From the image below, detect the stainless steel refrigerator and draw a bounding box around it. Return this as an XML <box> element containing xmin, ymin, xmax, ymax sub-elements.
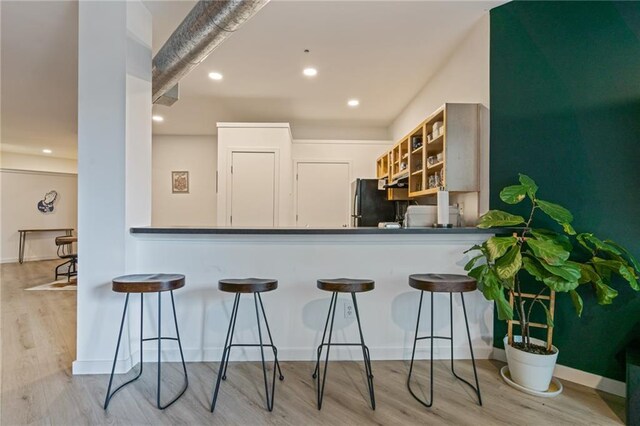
<box><xmin>351</xmin><ymin>178</ymin><xmax>396</xmax><ymax>227</ymax></box>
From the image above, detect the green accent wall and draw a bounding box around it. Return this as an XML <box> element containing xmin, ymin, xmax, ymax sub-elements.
<box><xmin>490</xmin><ymin>1</ymin><xmax>640</xmax><ymax>381</ymax></box>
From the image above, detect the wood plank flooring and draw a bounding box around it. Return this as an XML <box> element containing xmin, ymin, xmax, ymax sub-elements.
<box><xmin>1</xmin><ymin>260</ymin><xmax>626</xmax><ymax>425</ymax></box>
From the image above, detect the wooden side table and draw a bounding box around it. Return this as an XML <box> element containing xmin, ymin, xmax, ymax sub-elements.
<box><xmin>18</xmin><ymin>228</ymin><xmax>73</xmax><ymax>263</ymax></box>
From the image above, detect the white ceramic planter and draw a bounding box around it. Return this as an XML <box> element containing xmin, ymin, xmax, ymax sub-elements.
<box><xmin>504</xmin><ymin>335</ymin><xmax>559</xmax><ymax>392</ymax></box>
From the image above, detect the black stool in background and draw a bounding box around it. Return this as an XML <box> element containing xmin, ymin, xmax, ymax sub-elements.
<box><xmin>54</xmin><ymin>235</ymin><xmax>77</xmax><ymax>282</ymax></box>
<box><xmin>104</xmin><ymin>274</ymin><xmax>188</xmax><ymax>410</ymax></box>
<box><xmin>407</xmin><ymin>273</ymin><xmax>482</xmax><ymax>408</ymax></box>
<box><xmin>313</xmin><ymin>278</ymin><xmax>376</xmax><ymax>410</ymax></box>
<box><xmin>210</xmin><ymin>278</ymin><xmax>284</xmax><ymax>413</ymax></box>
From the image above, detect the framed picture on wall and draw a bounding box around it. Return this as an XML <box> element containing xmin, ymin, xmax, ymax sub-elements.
<box><xmin>171</xmin><ymin>171</ymin><xmax>189</xmax><ymax>194</ymax></box>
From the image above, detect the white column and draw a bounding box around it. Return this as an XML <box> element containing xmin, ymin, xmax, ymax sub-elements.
<box><xmin>74</xmin><ymin>0</ymin><xmax>151</xmax><ymax>374</ymax></box>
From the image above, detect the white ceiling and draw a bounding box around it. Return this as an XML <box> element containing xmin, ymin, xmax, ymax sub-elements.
<box><xmin>1</xmin><ymin>0</ymin><xmax>500</xmax><ymax>160</ymax></box>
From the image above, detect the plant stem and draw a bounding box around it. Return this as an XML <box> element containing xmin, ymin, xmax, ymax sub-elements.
<box><xmin>517</xmin><ymin>199</ymin><xmax>538</xmax><ymax>348</ymax></box>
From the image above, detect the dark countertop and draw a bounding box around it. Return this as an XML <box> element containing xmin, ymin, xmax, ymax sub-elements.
<box><xmin>130</xmin><ymin>226</ymin><xmax>498</xmax><ymax>235</ymax></box>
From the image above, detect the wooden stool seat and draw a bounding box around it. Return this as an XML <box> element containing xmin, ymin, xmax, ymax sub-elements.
<box><xmin>112</xmin><ymin>273</ymin><xmax>185</xmax><ymax>293</ymax></box>
<box><xmin>218</xmin><ymin>278</ymin><xmax>278</xmax><ymax>293</ymax></box>
<box><xmin>317</xmin><ymin>278</ymin><xmax>375</xmax><ymax>293</ymax></box>
<box><xmin>409</xmin><ymin>273</ymin><xmax>477</xmax><ymax>293</ymax></box>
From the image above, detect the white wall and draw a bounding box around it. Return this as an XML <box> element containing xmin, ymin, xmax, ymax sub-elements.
<box><xmin>1</xmin><ymin>152</ymin><xmax>77</xmax><ymax>174</ymax></box>
<box><xmin>0</xmin><ymin>169</ymin><xmax>77</xmax><ymax>263</ymax></box>
<box><xmin>74</xmin><ymin>0</ymin><xmax>151</xmax><ymax>374</ymax></box>
<box><xmin>292</xmin><ymin>139</ymin><xmax>392</xmax><ymax>181</ymax></box>
<box><xmin>390</xmin><ymin>15</ymin><xmax>490</xmax><ymax>220</ymax></box>
<box><xmin>152</xmin><ymin>135</ymin><xmax>217</xmax><ymax>226</ymax></box>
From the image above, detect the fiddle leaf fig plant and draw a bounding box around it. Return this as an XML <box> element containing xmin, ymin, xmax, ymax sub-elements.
<box><xmin>465</xmin><ymin>174</ymin><xmax>639</xmax><ymax>354</ymax></box>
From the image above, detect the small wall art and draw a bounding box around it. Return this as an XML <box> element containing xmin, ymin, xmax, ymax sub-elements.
<box><xmin>37</xmin><ymin>190</ymin><xmax>58</xmax><ymax>213</ymax></box>
<box><xmin>172</xmin><ymin>171</ymin><xmax>189</xmax><ymax>194</ymax></box>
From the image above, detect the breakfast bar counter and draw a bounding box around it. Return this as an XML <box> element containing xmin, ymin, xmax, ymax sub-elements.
<box><xmin>74</xmin><ymin>226</ymin><xmax>496</xmax><ymax>374</ymax></box>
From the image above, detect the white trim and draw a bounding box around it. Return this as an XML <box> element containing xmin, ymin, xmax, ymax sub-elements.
<box><xmin>1</xmin><ymin>255</ymin><xmax>58</xmax><ymax>264</ymax></box>
<box><xmin>73</xmin><ymin>345</ymin><xmax>494</xmax><ymax>375</ymax></box>
<box><xmin>491</xmin><ymin>348</ymin><xmax>625</xmax><ymax>397</ymax></box>
<box><xmin>292</xmin><ymin>139</ymin><xmax>392</xmax><ymax>146</ymax></box>
<box><xmin>0</xmin><ymin>168</ymin><xmax>77</xmax><ymax>177</ymax></box>
<box><xmin>217</xmin><ymin>122</ymin><xmax>290</xmax><ymax>129</ymax></box>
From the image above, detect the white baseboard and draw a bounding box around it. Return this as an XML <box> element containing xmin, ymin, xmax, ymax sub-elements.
<box><xmin>491</xmin><ymin>348</ymin><xmax>625</xmax><ymax>397</ymax></box>
<box><xmin>1</xmin><ymin>255</ymin><xmax>58</xmax><ymax>264</ymax></box>
<box><xmin>72</xmin><ymin>344</ymin><xmax>494</xmax><ymax>375</ymax></box>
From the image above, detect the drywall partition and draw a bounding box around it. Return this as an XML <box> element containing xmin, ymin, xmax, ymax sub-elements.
<box><xmin>216</xmin><ymin>123</ymin><xmax>293</xmax><ymax>226</ymax></box>
<box><xmin>389</xmin><ymin>15</ymin><xmax>490</xmax><ymax>221</ymax></box>
<box><xmin>490</xmin><ymin>1</ymin><xmax>640</xmax><ymax>382</ymax></box>
<box><xmin>73</xmin><ymin>0</ymin><xmax>152</xmax><ymax>374</ymax></box>
<box><xmin>0</xmin><ymin>169</ymin><xmax>77</xmax><ymax>263</ymax></box>
<box><xmin>152</xmin><ymin>135</ymin><xmax>217</xmax><ymax>226</ymax></box>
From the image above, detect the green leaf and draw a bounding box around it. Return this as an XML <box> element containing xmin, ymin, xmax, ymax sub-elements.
<box><xmin>526</xmin><ymin>238</ymin><xmax>570</xmax><ymax>266</ymax></box>
<box><xmin>477</xmin><ymin>210</ymin><xmax>525</xmax><ymax>229</ymax></box>
<box><xmin>537</xmin><ymin>200</ymin><xmax>574</xmax><ymax>234</ymax></box>
<box><xmin>463</xmin><ymin>244</ymin><xmax>483</xmax><ymax>254</ymax></box>
<box><xmin>576</xmin><ymin>233</ymin><xmax>594</xmax><ymax>255</ymax></box>
<box><xmin>495</xmin><ymin>245</ymin><xmax>522</xmax><ymax>280</ymax></box>
<box><xmin>468</xmin><ymin>264</ymin><xmax>487</xmax><ymax>282</ymax></box>
<box><xmin>537</xmin><ymin>301</ymin><xmax>554</xmax><ymax>328</ymax></box>
<box><xmin>605</xmin><ymin>240</ymin><xmax>640</xmax><ymax>272</ymax></box>
<box><xmin>522</xmin><ymin>256</ymin><xmax>550</xmax><ymax>282</ymax></box>
<box><xmin>592</xmin><ymin>257</ymin><xmax>639</xmax><ymax>291</ymax></box>
<box><xmin>580</xmin><ymin>234</ymin><xmax>623</xmax><ymax>257</ymax></box>
<box><xmin>464</xmin><ymin>255</ymin><xmax>484</xmax><ymax>271</ymax></box>
<box><xmin>485</xmin><ymin>236</ymin><xmax>518</xmax><ymax>261</ymax></box>
<box><xmin>518</xmin><ymin>174</ymin><xmax>538</xmax><ymax>199</ymax></box>
<box><xmin>480</xmin><ymin>270</ymin><xmax>513</xmax><ymax>320</ymax></box>
<box><xmin>539</xmin><ymin>260</ymin><xmax>582</xmax><ymax>283</ymax></box>
<box><xmin>495</xmin><ymin>289</ymin><xmax>514</xmax><ymax>321</ymax></box>
<box><xmin>569</xmin><ymin>290</ymin><xmax>583</xmax><ymax>317</ymax></box>
<box><xmin>543</xmin><ymin>274</ymin><xmax>580</xmax><ymax>292</ymax></box>
<box><xmin>500</xmin><ymin>185</ymin><xmax>527</xmax><ymax>204</ymax></box>
<box><xmin>578</xmin><ymin>263</ymin><xmax>600</xmax><ymax>284</ymax></box>
<box><xmin>595</xmin><ymin>281</ymin><xmax>618</xmax><ymax>305</ymax></box>
<box><xmin>530</xmin><ymin>229</ymin><xmax>572</xmax><ymax>252</ymax></box>
<box><xmin>563</xmin><ymin>223</ymin><xmax>577</xmax><ymax>235</ymax></box>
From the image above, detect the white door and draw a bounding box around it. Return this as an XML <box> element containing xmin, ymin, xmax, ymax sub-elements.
<box><xmin>296</xmin><ymin>162</ymin><xmax>350</xmax><ymax>227</ymax></box>
<box><xmin>230</xmin><ymin>151</ymin><xmax>276</xmax><ymax>227</ymax></box>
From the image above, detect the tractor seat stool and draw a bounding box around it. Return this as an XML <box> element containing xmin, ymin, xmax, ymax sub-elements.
<box><xmin>104</xmin><ymin>274</ymin><xmax>188</xmax><ymax>410</ymax></box>
<box><xmin>210</xmin><ymin>278</ymin><xmax>284</xmax><ymax>413</ymax></box>
<box><xmin>407</xmin><ymin>273</ymin><xmax>482</xmax><ymax>408</ymax></box>
<box><xmin>313</xmin><ymin>278</ymin><xmax>376</xmax><ymax>410</ymax></box>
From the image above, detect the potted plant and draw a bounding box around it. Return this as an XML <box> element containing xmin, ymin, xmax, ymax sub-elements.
<box><xmin>465</xmin><ymin>174</ymin><xmax>639</xmax><ymax>392</ymax></box>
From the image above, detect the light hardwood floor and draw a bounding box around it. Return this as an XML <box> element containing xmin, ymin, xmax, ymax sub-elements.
<box><xmin>1</xmin><ymin>260</ymin><xmax>626</xmax><ymax>425</ymax></box>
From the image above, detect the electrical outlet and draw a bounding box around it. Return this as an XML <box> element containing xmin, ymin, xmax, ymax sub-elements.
<box><xmin>344</xmin><ymin>301</ymin><xmax>354</xmax><ymax>319</ymax></box>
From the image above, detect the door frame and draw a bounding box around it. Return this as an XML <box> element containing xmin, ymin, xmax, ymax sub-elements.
<box><xmin>226</xmin><ymin>147</ymin><xmax>280</xmax><ymax>227</ymax></box>
<box><xmin>292</xmin><ymin>158</ymin><xmax>352</xmax><ymax>227</ymax></box>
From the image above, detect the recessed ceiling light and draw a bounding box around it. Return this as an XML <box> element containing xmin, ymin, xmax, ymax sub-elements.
<box><xmin>303</xmin><ymin>67</ymin><xmax>318</xmax><ymax>77</ymax></box>
<box><xmin>152</xmin><ymin>115</ymin><xmax>164</xmax><ymax>122</ymax></box>
<box><xmin>208</xmin><ymin>72</ymin><xmax>223</xmax><ymax>80</ymax></box>
<box><xmin>42</xmin><ymin>149</ymin><xmax>52</xmax><ymax>154</ymax></box>
<box><xmin>347</xmin><ymin>99</ymin><xmax>360</xmax><ymax>107</ymax></box>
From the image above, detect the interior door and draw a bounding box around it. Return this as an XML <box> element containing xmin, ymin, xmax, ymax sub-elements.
<box><xmin>296</xmin><ymin>161</ymin><xmax>350</xmax><ymax>227</ymax></box>
<box><xmin>230</xmin><ymin>151</ymin><xmax>276</xmax><ymax>227</ymax></box>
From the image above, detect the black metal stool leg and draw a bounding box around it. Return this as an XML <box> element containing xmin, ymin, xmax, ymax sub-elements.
<box><xmin>316</xmin><ymin>291</ymin><xmax>338</xmax><ymax>410</ymax></box>
<box><xmin>254</xmin><ymin>293</ymin><xmax>278</xmax><ymax>411</ymax></box>
<box><xmin>210</xmin><ymin>293</ymin><xmax>241</xmax><ymax>412</ymax></box>
<box><xmin>257</xmin><ymin>293</ymin><xmax>284</xmax><ymax>381</ymax></box>
<box><xmin>220</xmin><ymin>294</ymin><xmax>241</xmax><ymax>381</ymax></box>
<box><xmin>313</xmin><ymin>292</ymin><xmax>337</xmax><ymax>379</ymax></box>
<box><xmin>155</xmin><ymin>290</ymin><xmax>189</xmax><ymax>410</ymax></box>
<box><xmin>451</xmin><ymin>292</ymin><xmax>482</xmax><ymax>406</ymax></box>
<box><xmin>407</xmin><ymin>290</ymin><xmax>435</xmax><ymax>408</ymax></box>
<box><xmin>104</xmin><ymin>294</ymin><xmax>144</xmax><ymax>410</ymax></box>
<box><xmin>351</xmin><ymin>292</ymin><xmax>376</xmax><ymax>410</ymax></box>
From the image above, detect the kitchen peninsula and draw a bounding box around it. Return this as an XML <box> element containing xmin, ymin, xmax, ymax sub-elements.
<box><xmin>72</xmin><ymin>225</ymin><xmax>499</xmax><ymax>374</ymax></box>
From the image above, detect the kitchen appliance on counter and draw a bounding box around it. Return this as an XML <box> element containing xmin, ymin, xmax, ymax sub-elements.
<box><xmin>404</xmin><ymin>205</ymin><xmax>460</xmax><ymax>228</ymax></box>
<box><xmin>351</xmin><ymin>178</ymin><xmax>396</xmax><ymax>227</ymax></box>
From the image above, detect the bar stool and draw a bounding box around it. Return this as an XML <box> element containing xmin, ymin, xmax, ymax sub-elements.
<box><xmin>313</xmin><ymin>278</ymin><xmax>375</xmax><ymax>410</ymax></box>
<box><xmin>210</xmin><ymin>278</ymin><xmax>284</xmax><ymax>413</ymax></box>
<box><xmin>407</xmin><ymin>273</ymin><xmax>482</xmax><ymax>408</ymax></box>
<box><xmin>104</xmin><ymin>274</ymin><xmax>188</xmax><ymax>410</ymax></box>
